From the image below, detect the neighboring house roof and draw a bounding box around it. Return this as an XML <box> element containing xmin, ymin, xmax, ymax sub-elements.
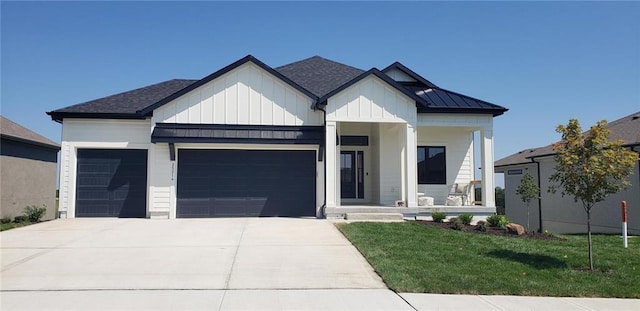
<box><xmin>48</xmin><ymin>54</ymin><xmax>509</xmax><ymax>121</ymax></box>
<box><xmin>495</xmin><ymin>111</ymin><xmax>640</xmax><ymax>168</ymax></box>
<box><xmin>0</xmin><ymin>115</ymin><xmax>60</xmax><ymax>149</ymax></box>
<box><xmin>275</xmin><ymin>56</ymin><xmax>365</xmax><ymax>98</ymax></box>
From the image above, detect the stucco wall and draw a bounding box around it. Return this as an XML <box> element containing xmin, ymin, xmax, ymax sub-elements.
<box><xmin>500</xmin><ymin>158</ymin><xmax>639</xmax><ymax>234</ymax></box>
<box><xmin>1</xmin><ymin>140</ymin><xmax>58</xmax><ymax>221</ymax></box>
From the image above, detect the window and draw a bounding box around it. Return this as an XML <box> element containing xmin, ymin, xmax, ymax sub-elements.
<box><xmin>417</xmin><ymin>146</ymin><xmax>446</xmax><ymax>184</ymax></box>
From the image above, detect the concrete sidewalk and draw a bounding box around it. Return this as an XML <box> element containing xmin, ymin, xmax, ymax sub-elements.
<box><xmin>2</xmin><ymin>290</ymin><xmax>638</xmax><ymax>310</ymax></box>
<box><xmin>1</xmin><ymin>219</ymin><xmax>638</xmax><ymax>310</ymax></box>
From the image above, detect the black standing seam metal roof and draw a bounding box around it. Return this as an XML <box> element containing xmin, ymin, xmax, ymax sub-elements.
<box><xmin>47</xmin><ymin>55</ymin><xmax>508</xmax><ymax>121</ymax></box>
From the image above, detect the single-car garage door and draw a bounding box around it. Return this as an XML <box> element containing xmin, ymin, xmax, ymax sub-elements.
<box><xmin>177</xmin><ymin>149</ymin><xmax>316</xmax><ymax>218</ymax></box>
<box><xmin>75</xmin><ymin>149</ymin><xmax>148</xmax><ymax>218</ymax></box>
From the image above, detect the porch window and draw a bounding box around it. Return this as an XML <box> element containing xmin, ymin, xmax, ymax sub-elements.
<box><xmin>417</xmin><ymin>146</ymin><xmax>446</xmax><ymax>184</ymax></box>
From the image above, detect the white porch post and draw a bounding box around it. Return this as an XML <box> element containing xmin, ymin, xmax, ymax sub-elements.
<box><xmin>480</xmin><ymin>126</ymin><xmax>496</xmax><ymax>207</ymax></box>
<box><xmin>326</xmin><ymin>121</ymin><xmax>338</xmax><ymax>208</ymax></box>
<box><xmin>405</xmin><ymin>122</ymin><xmax>418</xmax><ymax>207</ymax></box>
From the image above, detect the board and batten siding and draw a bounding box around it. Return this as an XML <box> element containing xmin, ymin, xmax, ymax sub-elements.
<box><xmin>59</xmin><ymin>119</ymin><xmax>152</xmax><ymax>218</ymax></box>
<box><xmin>384</xmin><ymin>68</ymin><xmax>417</xmax><ymax>83</ymax></box>
<box><xmin>417</xmin><ymin>127</ymin><xmax>474</xmax><ymax>205</ymax></box>
<box><xmin>326</xmin><ymin>75</ymin><xmax>416</xmax><ymax>123</ymax></box>
<box><xmin>152</xmin><ymin>62</ymin><xmax>322</xmax><ymax>126</ymax></box>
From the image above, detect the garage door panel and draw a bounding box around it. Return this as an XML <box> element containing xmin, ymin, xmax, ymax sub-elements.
<box><xmin>177</xmin><ymin>149</ymin><xmax>315</xmax><ymax>218</ymax></box>
<box><xmin>75</xmin><ymin>149</ymin><xmax>147</xmax><ymax>218</ymax></box>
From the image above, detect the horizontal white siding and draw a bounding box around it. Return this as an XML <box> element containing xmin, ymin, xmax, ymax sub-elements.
<box><xmin>326</xmin><ymin>75</ymin><xmax>416</xmax><ymax>123</ymax></box>
<box><xmin>153</xmin><ymin>63</ymin><xmax>322</xmax><ymax>126</ymax></box>
<box><xmin>416</xmin><ymin>127</ymin><xmax>473</xmax><ymax>205</ymax></box>
<box><xmin>59</xmin><ymin>119</ymin><xmax>152</xmax><ymax>218</ymax></box>
<box><xmin>148</xmin><ymin>144</ymin><xmax>173</xmax><ymax>217</ymax></box>
<box><xmin>418</xmin><ymin>113</ymin><xmax>492</xmax><ymax>129</ymax></box>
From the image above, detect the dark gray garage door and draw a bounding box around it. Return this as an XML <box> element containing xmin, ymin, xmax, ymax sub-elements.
<box><xmin>75</xmin><ymin>149</ymin><xmax>147</xmax><ymax>218</ymax></box>
<box><xmin>177</xmin><ymin>149</ymin><xmax>316</xmax><ymax>218</ymax></box>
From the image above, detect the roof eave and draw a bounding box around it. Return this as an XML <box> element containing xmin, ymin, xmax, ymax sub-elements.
<box><xmin>417</xmin><ymin>106</ymin><xmax>508</xmax><ymax>117</ymax></box>
<box><xmin>46</xmin><ymin>111</ymin><xmax>147</xmax><ymax>123</ymax></box>
<box><xmin>1</xmin><ymin>134</ymin><xmax>60</xmax><ymax>150</ymax></box>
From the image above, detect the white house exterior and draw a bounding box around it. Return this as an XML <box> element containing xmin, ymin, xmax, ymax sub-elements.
<box><xmin>495</xmin><ymin>112</ymin><xmax>640</xmax><ymax>234</ymax></box>
<box><xmin>49</xmin><ymin>55</ymin><xmax>507</xmax><ymax>219</ymax></box>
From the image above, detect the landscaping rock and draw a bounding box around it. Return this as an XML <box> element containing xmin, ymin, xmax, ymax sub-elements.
<box><xmin>506</xmin><ymin>223</ymin><xmax>525</xmax><ymax>235</ymax></box>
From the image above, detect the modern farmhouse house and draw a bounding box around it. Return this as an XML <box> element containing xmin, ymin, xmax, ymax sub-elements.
<box><xmin>48</xmin><ymin>55</ymin><xmax>507</xmax><ymax>219</ymax></box>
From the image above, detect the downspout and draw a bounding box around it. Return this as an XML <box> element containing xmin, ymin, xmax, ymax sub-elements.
<box><xmin>316</xmin><ymin>103</ymin><xmax>328</xmax><ymax>218</ymax></box>
<box><xmin>531</xmin><ymin>158</ymin><xmax>543</xmax><ymax>233</ymax></box>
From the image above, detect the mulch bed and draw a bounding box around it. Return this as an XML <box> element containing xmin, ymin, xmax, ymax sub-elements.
<box><xmin>414</xmin><ymin>220</ymin><xmax>565</xmax><ymax>241</ymax></box>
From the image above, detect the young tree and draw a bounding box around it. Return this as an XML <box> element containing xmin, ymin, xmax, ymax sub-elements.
<box><xmin>515</xmin><ymin>171</ymin><xmax>539</xmax><ymax>232</ymax></box>
<box><xmin>549</xmin><ymin>119</ymin><xmax>637</xmax><ymax>271</ymax></box>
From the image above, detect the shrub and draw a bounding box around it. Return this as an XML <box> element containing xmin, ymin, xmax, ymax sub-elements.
<box><xmin>14</xmin><ymin>215</ymin><xmax>28</xmax><ymax>223</ymax></box>
<box><xmin>486</xmin><ymin>214</ymin><xmax>509</xmax><ymax>228</ymax></box>
<box><xmin>1</xmin><ymin>218</ymin><xmax>12</xmax><ymax>224</ymax></box>
<box><xmin>431</xmin><ymin>211</ymin><xmax>446</xmax><ymax>223</ymax></box>
<box><xmin>475</xmin><ymin>220</ymin><xmax>487</xmax><ymax>232</ymax></box>
<box><xmin>448</xmin><ymin>217</ymin><xmax>466</xmax><ymax>231</ymax></box>
<box><xmin>24</xmin><ymin>205</ymin><xmax>47</xmax><ymax>223</ymax></box>
<box><xmin>458</xmin><ymin>213</ymin><xmax>473</xmax><ymax>225</ymax></box>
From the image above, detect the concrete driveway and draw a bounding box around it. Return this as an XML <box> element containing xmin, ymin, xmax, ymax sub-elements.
<box><xmin>1</xmin><ymin>218</ymin><xmax>414</xmax><ymax>310</ymax></box>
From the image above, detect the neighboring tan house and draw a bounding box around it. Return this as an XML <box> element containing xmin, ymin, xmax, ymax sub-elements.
<box><xmin>47</xmin><ymin>55</ymin><xmax>507</xmax><ymax>219</ymax></box>
<box><xmin>495</xmin><ymin>112</ymin><xmax>640</xmax><ymax>234</ymax></box>
<box><xmin>1</xmin><ymin>116</ymin><xmax>60</xmax><ymax>220</ymax></box>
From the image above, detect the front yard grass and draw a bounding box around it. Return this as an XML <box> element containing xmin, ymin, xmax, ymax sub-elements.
<box><xmin>337</xmin><ymin>221</ymin><xmax>639</xmax><ymax>298</ymax></box>
<box><xmin>0</xmin><ymin>221</ymin><xmax>33</xmax><ymax>231</ymax></box>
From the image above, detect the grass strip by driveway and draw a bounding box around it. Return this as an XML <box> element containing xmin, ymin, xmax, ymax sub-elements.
<box><xmin>337</xmin><ymin>221</ymin><xmax>639</xmax><ymax>298</ymax></box>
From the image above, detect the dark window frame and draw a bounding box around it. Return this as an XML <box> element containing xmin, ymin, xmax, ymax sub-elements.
<box><xmin>417</xmin><ymin>146</ymin><xmax>447</xmax><ymax>184</ymax></box>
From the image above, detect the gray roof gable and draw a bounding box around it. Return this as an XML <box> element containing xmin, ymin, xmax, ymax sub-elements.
<box><xmin>275</xmin><ymin>56</ymin><xmax>365</xmax><ymax>98</ymax></box>
<box><xmin>1</xmin><ymin>115</ymin><xmax>60</xmax><ymax>149</ymax></box>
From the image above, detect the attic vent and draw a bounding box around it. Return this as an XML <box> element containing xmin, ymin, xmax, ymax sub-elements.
<box><xmin>632</xmin><ymin>115</ymin><xmax>639</xmax><ymax>120</ymax></box>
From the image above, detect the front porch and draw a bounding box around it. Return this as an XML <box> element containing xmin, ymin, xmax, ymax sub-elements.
<box><xmin>325</xmin><ymin>204</ymin><xmax>496</xmax><ymax>220</ymax></box>
<box><xmin>324</xmin><ymin>115</ymin><xmax>497</xmax><ymax>215</ymax></box>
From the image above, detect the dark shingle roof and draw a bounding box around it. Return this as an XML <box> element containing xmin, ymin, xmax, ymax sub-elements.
<box><xmin>495</xmin><ymin>111</ymin><xmax>640</xmax><ymax>168</ymax></box>
<box><xmin>49</xmin><ymin>55</ymin><xmax>509</xmax><ymax>121</ymax></box>
<box><xmin>275</xmin><ymin>56</ymin><xmax>365</xmax><ymax>98</ymax></box>
<box><xmin>1</xmin><ymin>115</ymin><xmax>60</xmax><ymax>149</ymax></box>
<box><xmin>48</xmin><ymin>79</ymin><xmax>196</xmax><ymax>121</ymax></box>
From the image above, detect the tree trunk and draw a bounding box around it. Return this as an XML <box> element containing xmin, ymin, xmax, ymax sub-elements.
<box><xmin>587</xmin><ymin>210</ymin><xmax>593</xmax><ymax>271</ymax></box>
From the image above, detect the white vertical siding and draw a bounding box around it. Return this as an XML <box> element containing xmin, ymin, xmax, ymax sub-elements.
<box><xmin>326</xmin><ymin>75</ymin><xmax>416</xmax><ymax>123</ymax></box>
<box><xmin>148</xmin><ymin>144</ymin><xmax>173</xmax><ymax>217</ymax></box>
<box><xmin>416</xmin><ymin>127</ymin><xmax>473</xmax><ymax>205</ymax></box>
<box><xmin>58</xmin><ymin>119</ymin><xmax>152</xmax><ymax>218</ymax></box>
<box><xmin>378</xmin><ymin>123</ymin><xmax>403</xmax><ymax>205</ymax></box>
<box><xmin>152</xmin><ymin>63</ymin><xmax>321</xmax><ymax>126</ymax></box>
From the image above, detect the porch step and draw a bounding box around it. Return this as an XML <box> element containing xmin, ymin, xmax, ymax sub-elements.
<box><xmin>344</xmin><ymin>213</ymin><xmax>404</xmax><ymax>221</ymax></box>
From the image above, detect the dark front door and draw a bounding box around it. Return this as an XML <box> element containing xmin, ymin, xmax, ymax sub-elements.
<box><xmin>340</xmin><ymin>151</ymin><xmax>364</xmax><ymax>199</ymax></box>
<box><xmin>176</xmin><ymin>149</ymin><xmax>316</xmax><ymax>218</ymax></box>
<box><xmin>75</xmin><ymin>149</ymin><xmax>147</xmax><ymax>218</ymax></box>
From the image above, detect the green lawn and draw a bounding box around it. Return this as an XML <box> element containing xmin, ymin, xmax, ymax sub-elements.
<box><xmin>0</xmin><ymin>221</ymin><xmax>32</xmax><ymax>231</ymax></box>
<box><xmin>337</xmin><ymin>221</ymin><xmax>639</xmax><ymax>298</ymax></box>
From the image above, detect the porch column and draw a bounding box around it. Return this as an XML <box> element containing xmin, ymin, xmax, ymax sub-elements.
<box><xmin>326</xmin><ymin>121</ymin><xmax>338</xmax><ymax>208</ymax></box>
<box><xmin>480</xmin><ymin>126</ymin><xmax>496</xmax><ymax>207</ymax></box>
<box><xmin>405</xmin><ymin>122</ymin><xmax>418</xmax><ymax>207</ymax></box>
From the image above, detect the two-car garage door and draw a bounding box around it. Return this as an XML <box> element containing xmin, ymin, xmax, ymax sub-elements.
<box><xmin>176</xmin><ymin>149</ymin><xmax>316</xmax><ymax>218</ymax></box>
<box><xmin>74</xmin><ymin>148</ymin><xmax>316</xmax><ymax>218</ymax></box>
